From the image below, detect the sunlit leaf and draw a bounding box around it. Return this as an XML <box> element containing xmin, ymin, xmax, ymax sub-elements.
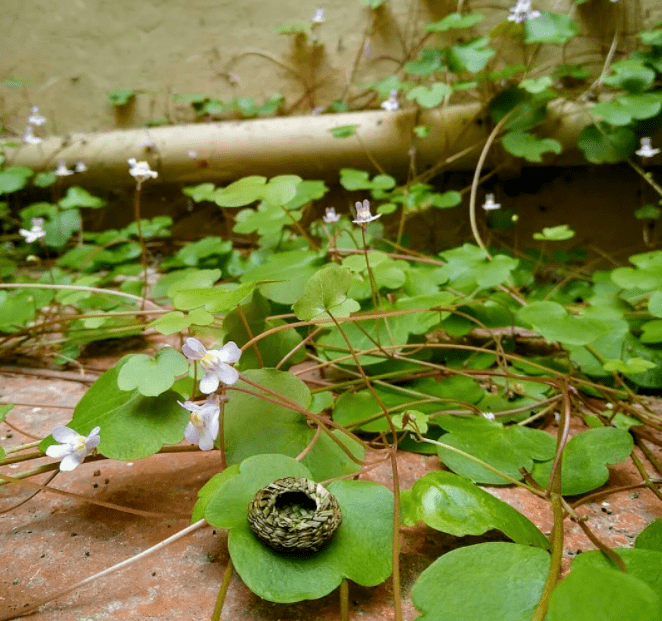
<box><xmin>411</xmin><ymin>543</ymin><xmax>550</xmax><ymax>621</ymax></box>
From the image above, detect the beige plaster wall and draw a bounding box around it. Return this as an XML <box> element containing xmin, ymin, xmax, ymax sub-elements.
<box><xmin>1</xmin><ymin>0</ymin><xmax>659</xmax><ymax>138</ymax></box>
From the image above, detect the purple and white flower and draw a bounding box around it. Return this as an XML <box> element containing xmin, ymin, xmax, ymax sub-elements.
<box><xmin>28</xmin><ymin>106</ymin><xmax>46</xmax><ymax>127</ymax></box>
<box><xmin>23</xmin><ymin>125</ymin><xmax>42</xmax><ymax>145</ymax></box>
<box><xmin>182</xmin><ymin>337</ymin><xmax>242</xmax><ymax>394</ymax></box>
<box><xmin>482</xmin><ymin>193</ymin><xmax>501</xmax><ymax>211</ymax></box>
<box><xmin>19</xmin><ymin>217</ymin><xmax>46</xmax><ymax>243</ymax></box>
<box><xmin>507</xmin><ymin>0</ymin><xmax>540</xmax><ymax>23</ymax></box>
<box><xmin>352</xmin><ymin>199</ymin><xmax>381</xmax><ymax>225</ymax></box>
<box><xmin>128</xmin><ymin>158</ymin><xmax>158</xmax><ymax>184</ymax></box>
<box><xmin>323</xmin><ymin>207</ymin><xmax>340</xmax><ymax>223</ymax></box>
<box><xmin>636</xmin><ymin>137</ymin><xmax>660</xmax><ymax>158</ymax></box>
<box><xmin>179</xmin><ymin>397</ymin><xmax>220</xmax><ymax>451</ymax></box>
<box><xmin>380</xmin><ymin>90</ymin><xmax>399</xmax><ymax>112</ymax></box>
<box><xmin>45</xmin><ymin>426</ymin><xmax>100</xmax><ymax>471</ymax></box>
<box><xmin>55</xmin><ymin>161</ymin><xmax>74</xmax><ymax>176</ymax></box>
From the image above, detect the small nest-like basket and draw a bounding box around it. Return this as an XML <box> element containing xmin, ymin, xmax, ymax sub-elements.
<box><xmin>247</xmin><ymin>477</ymin><xmax>342</xmax><ymax>554</ymax></box>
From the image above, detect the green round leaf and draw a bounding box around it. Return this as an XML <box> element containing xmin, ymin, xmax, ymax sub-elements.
<box><xmin>293</xmin><ymin>264</ymin><xmax>360</xmax><ymax>320</ymax></box>
<box><xmin>603</xmin><ymin>60</ymin><xmax>656</xmax><ymax>93</ymax></box>
<box><xmin>262</xmin><ymin>175</ymin><xmax>302</xmax><ymax>207</ymax></box>
<box><xmin>532</xmin><ymin>427</ymin><xmax>633</xmax><ymax>495</ymax></box>
<box><xmin>406</xmin><ymin>83</ymin><xmax>453</xmax><ymax>108</ymax></box>
<box><xmin>572</xmin><ymin>548</ymin><xmax>662</xmax><ymax>599</ymax></box>
<box><xmin>436</xmin><ymin>417</ymin><xmax>556</xmax><ymax>484</ymax></box>
<box><xmin>636</xmin><ymin>517</ymin><xmax>662</xmax><ymax>552</ymax></box>
<box><xmin>447</xmin><ymin>37</ymin><xmax>495</xmax><ymax>73</ymax></box>
<box><xmin>117</xmin><ymin>347</ymin><xmax>189</xmax><ymax>396</ymax></box>
<box><xmin>578</xmin><ymin>124</ymin><xmax>637</xmax><ymax>164</ymax></box>
<box><xmin>230</xmin><ymin>484</ymin><xmax>392</xmax><ymax>601</ymax></box>
<box><xmin>58</xmin><ymin>186</ymin><xmax>106</xmax><ymax>209</ymax></box>
<box><xmin>548</xmin><ymin>566</ymin><xmax>661</xmax><ymax>621</ymax></box>
<box><xmin>172</xmin><ymin>282</ymin><xmax>255</xmax><ymax>313</ymax></box>
<box><xmin>411</xmin><ymin>542</ymin><xmax>550</xmax><ymax>621</ymax></box>
<box><xmin>202</xmin><ymin>454</ymin><xmax>392</xmax><ymax>602</ymax></box>
<box><xmin>212</xmin><ymin>176</ymin><xmax>267</xmax><ymax>208</ymax></box>
<box><xmin>532</xmin><ymin>224</ymin><xmax>575</xmax><ymax>241</ymax></box>
<box><xmin>502</xmin><ymin>130</ymin><xmax>562</xmax><ymax>162</ymax></box>
<box><xmin>524</xmin><ymin>12</ymin><xmax>579</xmax><ymax>45</ymax></box>
<box><xmin>402</xmin><ymin>471</ymin><xmax>549</xmax><ymax>548</ymax></box>
<box><xmin>225</xmin><ymin>369</ymin><xmax>363</xmax><ymax>480</ymax></box>
<box><xmin>640</xmin><ymin>319</ymin><xmax>662</xmax><ymax>343</ymax></box>
<box><xmin>241</xmin><ymin>250</ymin><xmax>323</xmax><ymax>305</ymax></box>
<box><xmin>518</xmin><ymin>300</ymin><xmax>612</xmax><ymax>346</ymax></box>
<box><xmin>0</xmin><ymin>166</ymin><xmax>32</xmax><ymax>194</ymax></box>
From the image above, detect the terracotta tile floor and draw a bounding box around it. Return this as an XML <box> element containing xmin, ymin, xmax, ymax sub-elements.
<box><xmin>1</xmin><ymin>369</ymin><xmax>661</xmax><ymax>621</ymax></box>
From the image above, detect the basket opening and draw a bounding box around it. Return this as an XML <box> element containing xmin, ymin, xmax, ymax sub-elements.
<box><xmin>275</xmin><ymin>491</ymin><xmax>317</xmax><ymax>512</ymax></box>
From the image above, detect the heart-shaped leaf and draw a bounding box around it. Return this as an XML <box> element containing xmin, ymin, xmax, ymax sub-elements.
<box><xmin>518</xmin><ymin>300</ymin><xmax>612</xmax><ymax>346</ymax></box>
<box><xmin>532</xmin><ymin>427</ymin><xmax>633</xmax><ymax>495</ymax></box>
<box><xmin>225</xmin><ymin>369</ymin><xmax>363</xmax><ymax>481</ymax></box>
<box><xmin>58</xmin><ymin>186</ymin><xmax>106</xmax><ymax>209</ymax></box>
<box><xmin>447</xmin><ymin>37</ymin><xmax>495</xmax><ymax>73</ymax></box>
<box><xmin>406</xmin><ymin>83</ymin><xmax>453</xmax><ymax>108</ymax></box>
<box><xmin>578</xmin><ymin>124</ymin><xmax>637</xmax><ymax>164</ymax></box>
<box><xmin>117</xmin><ymin>347</ymin><xmax>189</xmax><ymax>396</ymax></box>
<box><xmin>436</xmin><ymin>417</ymin><xmax>556</xmax><ymax>484</ymax></box>
<box><xmin>0</xmin><ymin>166</ymin><xmax>32</xmax><ymax>194</ymax></box>
<box><xmin>502</xmin><ymin>130</ymin><xmax>562</xmax><ymax>162</ymax></box>
<box><xmin>293</xmin><ymin>264</ymin><xmax>360</xmax><ymax>320</ymax></box>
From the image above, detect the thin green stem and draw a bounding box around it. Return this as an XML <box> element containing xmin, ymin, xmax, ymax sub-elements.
<box><xmin>531</xmin><ymin>493</ymin><xmax>564</xmax><ymax>621</ymax></box>
<box><xmin>468</xmin><ymin>110</ymin><xmax>514</xmax><ymax>255</ymax></box>
<box><xmin>325</xmin><ymin>309</ymin><xmax>402</xmax><ymax>621</ymax></box>
<box><xmin>211</xmin><ymin>557</ymin><xmax>234</xmax><ymax>621</ymax></box>
<box><xmin>340</xmin><ymin>578</ymin><xmax>349</xmax><ymax>621</ymax></box>
<box><xmin>133</xmin><ymin>182</ymin><xmax>149</xmax><ymax>310</ymax></box>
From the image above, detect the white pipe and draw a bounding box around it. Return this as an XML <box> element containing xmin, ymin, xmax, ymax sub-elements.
<box><xmin>4</xmin><ymin>101</ymin><xmax>592</xmax><ymax>188</ymax></box>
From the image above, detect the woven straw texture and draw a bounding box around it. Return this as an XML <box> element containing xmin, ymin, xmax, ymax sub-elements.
<box><xmin>247</xmin><ymin>477</ymin><xmax>342</xmax><ymax>553</ymax></box>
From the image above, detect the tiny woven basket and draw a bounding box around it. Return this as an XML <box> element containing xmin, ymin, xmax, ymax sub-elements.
<box><xmin>247</xmin><ymin>477</ymin><xmax>342</xmax><ymax>554</ymax></box>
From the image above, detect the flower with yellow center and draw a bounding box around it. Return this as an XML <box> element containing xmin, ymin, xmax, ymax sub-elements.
<box><xmin>182</xmin><ymin>337</ymin><xmax>242</xmax><ymax>394</ymax></box>
<box><xmin>45</xmin><ymin>426</ymin><xmax>100</xmax><ymax>471</ymax></box>
<box><xmin>178</xmin><ymin>397</ymin><xmax>220</xmax><ymax>450</ymax></box>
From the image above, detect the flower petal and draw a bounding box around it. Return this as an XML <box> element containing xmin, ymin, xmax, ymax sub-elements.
<box><xmin>199</xmin><ymin>372</ymin><xmax>220</xmax><ymax>394</ymax></box>
<box><xmin>85</xmin><ymin>435</ymin><xmax>100</xmax><ymax>451</ymax></box>
<box><xmin>46</xmin><ymin>444</ymin><xmax>70</xmax><ymax>459</ymax></box>
<box><xmin>216</xmin><ymin>364</ymin><xmax>239</xmax><ymax>386</ymax></box>
<box><xmin>60</xmin><ymin>453</ymin><xmax>84</xmax><ymax>471</ymax></box>
<box><xmin>178</xmin><ymin>400</ymin><xmax>202</xmax><ymax>413</ymax></box>
<box><xmin>51</xmin><ymin>426</ymin><xmax>80</xmax><ymax>442</ymax></box>
<box><xmin>197</xmin><ymin>429</ymin><xmax>214</xmax><ymax>451</ymax></box>
<box><xmin>182</xmin><ymin>337</ymin><xmax>206</xmax><ymax>359</ymax></box>
<box><xmin>185</xmin><ymin>422</ymin><xmax>200</xmax><ymax>445</ymax></box>
<box><xmin>218</xmin><ymin>341</ymin><xmax>242</xmax><ymax>364</ymax></box>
